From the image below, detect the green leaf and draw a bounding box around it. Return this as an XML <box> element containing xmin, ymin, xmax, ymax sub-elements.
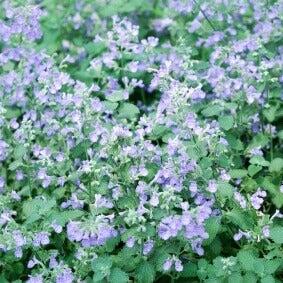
<box><xmin>106</xmin><ymin>90</ymin><xmax>125</xmax><ymax>102</ymax></box>
<box><xmin>70</xmin><ymin>141</ymin><xmax>91</xmax><ymax>159</ymax></box>
<box><xmin>225</xmin><ymin>133</ymin><xmax>244</xmax><ymax>150</ymax></box>
<box><xmin>203</xmin><ymin>217</ymin><xmax>221</xmax><ymax>246</ymax></box>
<box><xmin>248</xmin><ymin>165</ymin><xmax>262</xmax><ymax>177</ymax></box>
<box><xmin>118</xmin><ymin>103</ymin><xmax>140</xmax><ymax>120</ymax></box>
<box><xmin>270</xmin><ymin>226</ymin><xmax>283</xmax><ymax>244</ymax></box>
<box><xmin>228</xmin><ymin>273</ymin><xmax>243</xmax><ymax>283</ymax></box>
<box><xmin>269</xmin><ymin>158</ymin><xmax>283</xmax><ymax>172</ymax></box>
<box><xmin>263</xmin><ymin>259</ymin><xmax>282</xmax><ymax>274</ymax></box>
<box><xmin>218</xmin><ymin>115</ymin><xmax>234</xmax><ymax>130</ymax></box>
<box><xmin>4</xmin><ymin>107</ymin><xmax>21</xmax><ymax>119</ymax></box>
<box><xmin>109</xmin><ymin>268</ymin><xmax>129</xmax><ymax>283</ymax></box>
<box><xmin>226</xmin><ymin>209</ymin><xmax>254</xmax><ymax>230</ymax></box>
<box><xmin>180</xmin><ymin>262</ymin><xmax>197</xmax><ymax>278</ymax></box>
<box><xmin>92</xmin><ymin>257</ymin><xmax>112</xmax><ymax>281</ymax></box>
<box><xmin>261</xmin><ymin>275</ymin><xmax>275</xmax><ymax>283</ymax></box>
<box><xmin>248</xmin><ymin>134</ymin><xmax>269</xmax><ymax>149</ymax></box>
<box><xmin>103</xmin><ymin>101</ymin><xmax>119</xmax><ymax>112</ymax></box>
<box><xmin>229</xmin><ymin>169</ymin><xmax>248</xmax><ymax>178</ymax></box>
<box><xmin>243</xmin><ymin>273</ymin><xmax>257</xmax><ymax>283</ymax></box>
<box><xmin>23</xmin><ymin>198</ymin><xmax>56</xmax><ymax>224</ymax></box>
<box><xmin>13</xmin><ymin>145</ymin><xmax>27</xmax><ymax>159</ymax></box>
<box><xmin>278</xmin><ymin>130</ymin><xmax>283</xmax><ymax>139</ymax></box>
<box><xmin>136</xmin><ymin>262</ymin><xmax>155</xmax><ymax>283</ymax></box>
<box><xmin>9</xmin><ymin>160</ymin><xmax>22</xmax><ymax>171</ymax></box>
<box><xmin>250</xmin><ymin>156</ymin><xmax>270</xmax><ymax>167</ymax></box>
<box><xmin>237</xmin><ymin>250</ymin><xmax>256</xmax><ymax>272</ymax></box>
<box><xmin>263</xmin><ymin>106</ymin><xmax>278</xmax><ymax>122</ymax></box>
<box><xmin>201</xmin><ymin>105</ymin><xmax>223</xmax><ymax>117</ymax></box>
<box><xmin>217</xmin><ymin>182</ymin><xmax>234</xmax><ymax>199</ymax></box>
<box><xmin>46</xmin><ymin>210</ymin><xmax>85</xmax><ymax>226</ymax></box>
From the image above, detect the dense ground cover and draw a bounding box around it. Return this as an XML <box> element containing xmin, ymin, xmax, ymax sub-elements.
<box><xmin>0</xmin><ymin>0</ymin><xmax>283</xmax><ymax>282</ymax></box>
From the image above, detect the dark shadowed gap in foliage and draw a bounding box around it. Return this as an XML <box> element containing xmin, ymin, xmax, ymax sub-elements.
<box><xmin>129</xmin><ymin>87</ymin><xmax>160</xmax><ymax>106</ymax></box>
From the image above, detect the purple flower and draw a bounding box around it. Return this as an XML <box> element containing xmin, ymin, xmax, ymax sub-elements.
<box><xmin>14</xmin><ymin>247</ymin><xmax>23</xmax><ymax>258</ymax></box>
<box><xmin>163</xmin><ymin>259</ymin><xmax>173</xmax><ymax>271</ymax></box>
<box><xmin>56</xmin><ymin>268</ymin><xmax>74</xmax><ymax>283</ymax></box>
<box><xmin>126</xmin><ymin>237</ymin><xmax>135</xmax><ymax>248</ymax></box>
<box><xmin>26</xmin><ymin>275</ymin><xmax>43</xmax><ymax>283</ymax></box>
<box><xmin>33</xmin><ymin>232</ymin><xmax>50</xmax><ymax>247</ymax></box>
<box><xmin>0</xmin><ymin>140</ymin><xmax>8</xmax><ymax>161</ymax></box>
<box><xmin>51</xmin><ymin>222</ymin><xmax>63</xmax><ymax>233</ymax></box>
<box><xmin>158</xmin><ymin>216</ymin><xmax>182</xmax><ymax>240</ymax></box>
<box><xmin>0</xmin><ymin>177</ymin><xmax>5</xmax><ymax>190</ymax></box>
<box><xmin>27</xmin><ymin>257</ymin><xmax>40</xmax><ymax>268</ymax></box>
<box><xmin>174</xmin><ymin>259</ymin><xmax>183</xmax><ymax>272</ymax></box>
<box><xmin>143</xmin><ymin>240</ymin><xmax>154</xmax><ymax>255</ymax></box>
<box><xmin>234</xmin><ymin>192</ymin><xmax>247</xmax><ymax>208</ymax></box>
<box><xmin>250</xmin><ymin>189</ymin><xmax>266</xmax><ymax>210</ymax></box>
<box><xmin>207</xmin><ymin>180</ymin><xmax>217</xmax><ymax>193</ymax></box>
<box><xmin>233</xmin><ymin>230</ymin><xmax>251</xmax><ymax>241</ymax></box>
<box><xmin>262</xmin><ymin>226</ymin><xmax>270</xmax><ymax>238</ymax></box>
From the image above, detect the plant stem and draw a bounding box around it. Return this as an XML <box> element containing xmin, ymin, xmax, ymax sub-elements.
<box><xmin>192</xmin><ymin>0</ymin><xmax>216</xmax><ymax>31</ymax></box>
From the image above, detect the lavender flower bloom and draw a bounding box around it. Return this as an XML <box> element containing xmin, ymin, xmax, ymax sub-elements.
<box><xmin>0</xmin><ymin>140</ymin><xmax>8</xmax><ymax>161</ymax></box>
<box><xmin>0</xmin><ymin>177</ymin><xmax>5</xmax><ymax>193</ymax></box>
<box><xmin>158</xmin><ymin>216</ymin><xmax>182</xmax><ymax>240</ymax></box>
<box><xmin>262</xmin><ymin>226</ymin><xmax>270</xmax><ymax>238</ymax></box>
<box><xmin>27</xmin><ymin>257</ymin><xmax>40</xmax><ymax>268</ymax></box>
<box><xmin>49</xmin><ymin>254</ymin><xmax>58</xmax><ymax>269</ymax></box>
<box><xmin>143</xmin><ymin>240</ymin><xmax>154</xmax><ymax>255</ymax></box>
<box><xmin>14</xmin><ymin>247</ymin><xmax>23</xmax><ymax>258</ymax></box>
<box><xmin>33</xmin><ymin>232</ymin><xmax>50</xmax><ymax>247</ymax></box>
<box><xmin>207</xmin><ymin>180</ymin><xmax>217</xmax><ymax>193</ymax></box>
<box><xmin>250</xmin><ymin>189</ymin><xmax>266</xmax><ymax>210</ymax></box>
<box><xmin>26</xmin><ymin>275</ymin><xmax>43</xmax><ymax>283</ymax></box>
<box><xmin>234</xmin><ymin>192</ymin><xmax>247</xmax><ymax>208</ymax></box>
<box><xmin>51</xmin><ymin>222</ymin><xmax>63</xmax><ymax>233</ymax></box>
<box><xmin>163</xmin><ymin>259</ymin><xmax>173</xmax><ymax>271</ymax></box>
<box><xmin>174</xmin><ymin>259</ymin><xmax>183</xmax><ymax>272</ymax></box>
<box><xmin>126</xmin><ymin>237</ymin><xmax>136</xmax><ymax>248</ymax></box>
<box><xmin>56</xmin><ymin>268</ymin><xmax>74</xmax><ymax>283</ymax></box>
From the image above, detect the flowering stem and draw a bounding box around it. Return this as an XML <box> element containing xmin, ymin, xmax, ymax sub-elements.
<box><xmin>192</xmin><ymin>0</ymin><xmax>216</xmax><ymax>31</ymax></box>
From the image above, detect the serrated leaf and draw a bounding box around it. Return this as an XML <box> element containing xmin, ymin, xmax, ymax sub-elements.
<box><xmin>226</xmin><ymin>209</ymin><xmax>254</xmax><ymax>230</ymax></box>
<box><xmin>4</xmin><ymin>107</ymin><xmax>21</xmax><ymax>119</ymax></box>
<box><xmin>218</xmin><ymin>115</ymin><xmax>234</xmax><ymax>130</ymax></box>
<box><xmin>250</xmin><ymin>156</ymin><xmax>270</xmax><ymax>167</ymax></box>
<box><xmin>203</xmin><ymin>217</ymin><xmax>221</xmax><ymax>246</ymax></box>
<box><xmin>263</xmin><ymin>259</ymin><xmax>282</xmax><ymax>274</ymax></box>
<box><xmin>243</xmin><ymin>272</ymin><xmax>257</xmax><ymax>283</ymax></box>
<box><xmin>106</xmin><ymin>90</ymin><xmax>125</xmax><ymax>102</ymax></box>
<box><xmin>237</xmin><ymin>250</ymin><xmax>256</xmax><ymax>271</ymax></box>
<box><xmin>270</xmin><ymin>226</ymin><xmax>283</xmax><ymax>244</ymax></box>
<box><xmin>23</xmin><ymin>198</ymin><xmax>56</xmax><ymax>224</ymax></box>
<box><xmin>136</xmin><ymin>262</ymin><xmax>155</xmax><ymax>283</ymax></box>
<box><xmin>248</xmin><ymin>134</ymin><xmax>269</xmax><ymax>149</ymax></box>
<box><xmin>229</xmin><ymin>169</ymin><xmax>248</xmax><ymax>178</ymax></box>
<box><xmin>201</xmin><ymin>105</ymin><xmax>223</xmax><ymax>117</ymax></box>
<box><xmin>180</xmin><ymin>262</ymin><xmax>197</xmax><ymax>278</ymax></box>
<box><xmin>46</xmin><ymin>210</ymin><xmax>85</xmax><ymax>226</ymax></box>
<box><xmin>92</xmin><ymin>257</ymin><xmax>112</xmax><ymax>280</ymax></box>
<box><xmin>118</xmin><ymin>103</ymin><xmax>140</xmax><ymax>120</ymax></box>
<box><xmin>269</xmin><ymin>158</ymin><xmax>283</xmax><ymax>172</ymax></box>
<box><xmin>228</xmin><ymin>273</ymin><xmax>243</xmax><ymax>283</ymax></box>
<box><xmin>278</xmin><ymin>130</ymin><xmax>283</xmax><ymax>139</ymax></box>
<box><xmin>109</xmin><ymin>268</ymin><xmax>129</xmax><ymax>283</ymax></box>
<box><xmin>70</xmin><ymin>140</ymin><xmax>91</xmax><ymax>159</ymax></box>
<box><xmin>261</xmin><ymin>275</ymin><xmax>275</xmax><ymax>283</ymax></box>
<box><xmin>248</xmin><ymin>165</ymin><xmax>262</xmax><ymax>177</ymax></box>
